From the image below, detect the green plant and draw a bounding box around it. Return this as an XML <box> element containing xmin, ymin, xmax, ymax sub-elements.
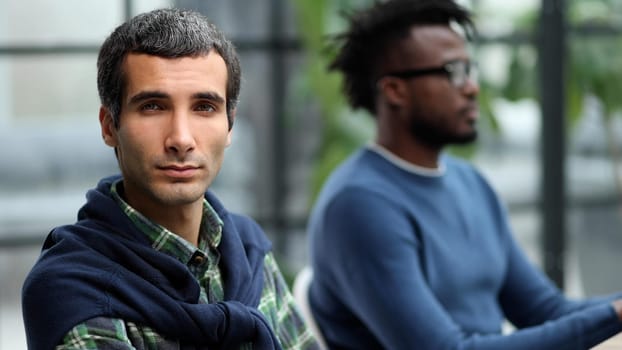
<box><xmin>499</xmin><ymin>0</ymin><xmax>622</xmax><ymax>193</ymax></box>
<box><xmin>291</xmin><ymin>0</ymin><xmax>373</xmax><ymax>203</ymax></box>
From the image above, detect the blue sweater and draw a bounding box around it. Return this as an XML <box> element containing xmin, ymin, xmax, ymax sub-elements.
<box><xmin>22</xmin><ymin>175</ymin><xmax>281</xmax><ymax>350</ymax></box>
<box><xmin>308</xmin><ymin>147</ymin><xmax>622</xmax><ymax>349</ymax></box>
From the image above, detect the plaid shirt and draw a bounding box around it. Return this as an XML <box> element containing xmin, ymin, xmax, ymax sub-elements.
<box><xmin>58</xmin><ymin>180</ymin><xmax>318</xmax><ymax>350</ymax></box>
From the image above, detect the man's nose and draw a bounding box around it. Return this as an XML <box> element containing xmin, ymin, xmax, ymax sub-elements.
<box><xmin>165</xmin><ymin>112</ymin><xmax>196</xmax><ymax>155</ymax></box>
<box><xmin>461</xmin><ymin>77</ymin><xmax>479</xmax><ymax>97</ymax></box>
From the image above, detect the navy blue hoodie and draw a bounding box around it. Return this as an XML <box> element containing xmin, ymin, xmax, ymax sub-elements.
<box><xmin>22</xmin><ymin>175</ymin><xmax>281</xmax><ymax>350</ymax></box>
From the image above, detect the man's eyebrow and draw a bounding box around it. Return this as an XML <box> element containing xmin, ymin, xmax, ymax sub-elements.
<box><xmin>127</xmin><ymin>91</ymin><xmax>226</xmax><ymax>105</ymax></box>
<box><xmin>193</xmin><ymin>92</ymin><xmax>225</xmax><ymax>105</ymax></box>
<box><xmin>128</xmin><ymin>91</ymin><xmax>169</xmax><ymax>105</ymax></box>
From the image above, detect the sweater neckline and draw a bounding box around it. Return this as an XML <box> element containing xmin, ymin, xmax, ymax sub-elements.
<box><xmin>366</xmin><ymin>143</ymin><xmax>445</xmax><ymax>177</ymax></box>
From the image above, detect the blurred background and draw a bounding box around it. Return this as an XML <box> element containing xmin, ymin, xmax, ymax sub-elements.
<box><xmin>2</xmin><ymin>0</ymin><xmax>622</xmax><ymax>348</ymax></box>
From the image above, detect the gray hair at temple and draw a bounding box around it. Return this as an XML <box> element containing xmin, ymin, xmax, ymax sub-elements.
<box><xmin>97</xmin><ymin>8</ymin><xmax>241</xmax><ymax>129</ymax></box>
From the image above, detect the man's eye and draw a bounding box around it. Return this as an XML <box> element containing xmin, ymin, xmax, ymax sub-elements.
<box><xmin>195</xmin><ymin>104</ymin><xmax>216</xmax><ymax>112</ymax></box>
<box><xmin>140</xmin><ymin>102</ymin><xmax>162</xmax><ymax>111</ymax></box>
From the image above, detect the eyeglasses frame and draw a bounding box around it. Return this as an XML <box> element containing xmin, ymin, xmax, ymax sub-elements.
<box><xmin>380</xmin><ymin>60</ymin><xmax>477</xmax><ymax>88</ymax></box>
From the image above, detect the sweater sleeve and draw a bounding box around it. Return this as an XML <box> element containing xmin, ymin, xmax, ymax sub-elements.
<box><xmin>317</xmin><ymin>187</ymin><xmax>622</xmax><ymax>350</ymax></box>
<box><xmin>498</xmin><ymin>221</ymin><xmax>622</xmax><ymax>347</ymax></box>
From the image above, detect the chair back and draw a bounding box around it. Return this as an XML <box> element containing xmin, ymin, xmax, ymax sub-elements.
<box><xmin>293</xmin><ymin>266</ymin><xmax>328</xmax><ymax>349</ymax></box>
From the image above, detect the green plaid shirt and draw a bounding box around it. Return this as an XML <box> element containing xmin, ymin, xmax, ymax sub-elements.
<box><xmin>58</xmin><ymin>180</ymin><xmax>318</xmax><ymax>349</ymax></box>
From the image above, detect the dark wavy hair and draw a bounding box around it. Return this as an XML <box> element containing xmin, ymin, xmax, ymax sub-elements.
<box><xmin>97</xmin><ymin>8</ymin><xmax>241</xmax><ymax>129</ymax></box>
<box><xmin>329</xmin><ymin>0</ymin><xmax>474</xmax><ymax>115</ymax></box>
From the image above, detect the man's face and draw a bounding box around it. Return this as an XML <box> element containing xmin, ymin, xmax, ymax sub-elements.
<box><xmin>387</xmin><ymin>25</ymin><xmax>479</xmax><ymax>147</ymax></box>
<box><xmin>100</xmin><ymin>52</ymin><xmax>232</xmax><ymax>213</ymax></box>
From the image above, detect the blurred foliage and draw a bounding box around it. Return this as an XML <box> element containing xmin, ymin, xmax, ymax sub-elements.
<box><xmin>501</xmin><ymin>0</ymin><xmax>622</xmax><ymax>124</ymax></box>
<box><xmin>493</xmin><ymin>0</ymin><xmax>622</xmax><ymax>194</ymax></box>
<box><xmin>291</xmin><ymin>0</ymin><xmax>372</xmax><ymax>204</ymax></box>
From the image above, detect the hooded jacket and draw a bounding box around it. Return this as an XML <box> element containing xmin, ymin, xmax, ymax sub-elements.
<box><xmin>22</xmin><ymin>175</ymin><xmax>281</xmax><ymax>350</ymax></box>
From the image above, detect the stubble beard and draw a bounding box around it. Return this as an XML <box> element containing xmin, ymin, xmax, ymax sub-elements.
<box><xmin>408</xmin><ymin>113</ymin><xmax>478</xmax><ymax>149</ymax></box>
<box><xmin>154</xmin><ymin>181</ymin><xmax>207</xmax><ymax>206</ymax></box>
<box><xmin>126</xmin><ymin>174</ymin><xmax>209</xmax><ymax>209</ymax></box>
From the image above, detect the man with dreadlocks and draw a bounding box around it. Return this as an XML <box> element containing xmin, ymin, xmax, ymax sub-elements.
<box><xmin>306</xmin><ymin>0</ymin><xmax>622</xmax><ymax>348</ymax></box>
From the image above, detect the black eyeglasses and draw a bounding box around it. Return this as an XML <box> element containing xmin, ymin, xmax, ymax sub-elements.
<box><xmin>382</xmin><ymin>60</ymin><xmax>478</xmax><ymax>88</ymax></box>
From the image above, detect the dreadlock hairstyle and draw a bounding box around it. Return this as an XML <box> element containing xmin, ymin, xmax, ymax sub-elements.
<box><xmin>328</xmin><ymin>0</ymin><xmax>474</xmax><ymax>115</ymax></box>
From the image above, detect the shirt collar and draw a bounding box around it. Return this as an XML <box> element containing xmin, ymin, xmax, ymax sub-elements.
<box><xmin>366</xmin><ymin>142</ymin><xmax>446</xmax><ymax>177</ymax></box>
<box><xmin>109</xmin><ymin>179</ymin><xmax>223</xmax><ymax>265</ymax></box>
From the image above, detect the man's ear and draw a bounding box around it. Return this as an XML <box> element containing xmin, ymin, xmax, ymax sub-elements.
<box><xmin>99</xmin><ymin>107</ymin><xmax>118</xmax><ymax>147</ymax></box>
<box><xmin>378</xmin><ymin>77</ymin><xmax>407</xmax><ymax>108</ymax></box>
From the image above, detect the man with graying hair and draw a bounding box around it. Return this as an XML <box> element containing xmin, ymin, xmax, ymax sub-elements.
<box><xmin>22</xmin><ymin>8</ymin><xmax>319</xmax><ymax>350</ymax></box>
<box><xmin>307</xmin><ymin>0</ymin><xmax>622</xmax><ymax>348</ymax></box>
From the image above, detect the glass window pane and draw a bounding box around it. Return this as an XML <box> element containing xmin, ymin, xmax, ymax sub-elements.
<box><xmin>0</xmin><ymin>1</ymin><xmax>123</xmax><ymax>44</ymax></box>
<box><xmin>475</xmin><ymin>0</ymin><xmax>539</xmax><ymax>36</ymax></box>
<box><xmin>132</xmin><ymin>0</ymin><xmax>174</xmax><ymax>16</ymax></box>
<box><xmin>3</xmin><ymin>55</ymin><xmax>99</xmax><ymax>122</ymax></box>
<box><xmin>566</xmin><ymin>32</ymin><xmax>622</xmax><ymax>296</ymax></box>
<box><xmin>0</xmin><ymin>247</ymin><xmax>41</xmax><ymax>350</ymax></box>
<box><xmin>176</xmin><ymin>0</ymin><xmax>272</xmax><ymax>40</ymax></box>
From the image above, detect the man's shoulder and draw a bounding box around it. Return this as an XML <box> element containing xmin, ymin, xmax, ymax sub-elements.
<box><xmin>310</xmin><ymin>149</ymin><xmax>407</xmax><ymax>223</ymax></box>
<box><xmin>226</xmin><ymin>212</ymin><xmax>263</xmax><ymax>234</ymax></box>
<box><xmin>442</xmin><ymin>153</ymin><xmax>474</xmax><ymax>170</ymax></box>
<box><xmin>206</xmin><ymin>192</ymin><xmax>272</xmax><ymax>253</ymax></box>
<box><xmin>323</xmin><ymin>148</ymin><xmax>389</xmax><ymax>187</ymax></box>
<box><xmin>204</xmin><ymin>190</ymin><xmax>262</xmax><ymax>231</ymax></box>
<box><xmin>442</xmin><ymin>154</ymin><xmax>488</xmax><ymax>181</ymax></box>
